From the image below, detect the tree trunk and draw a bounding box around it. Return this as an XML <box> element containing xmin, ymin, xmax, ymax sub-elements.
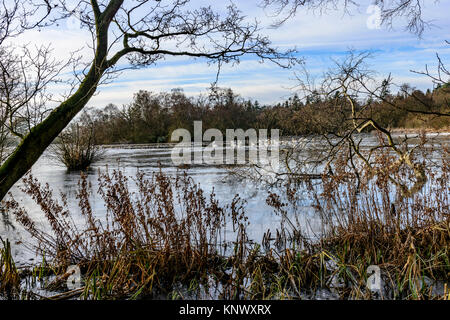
<box><xmin>0</xmin><ymin>0</ymin><xmax>123</xmax><ymax>202</ymax></box>
<box><xmin>0</xmin><ymin>60</ymin><xmax>105</xmax><ymax>201</ymax></box>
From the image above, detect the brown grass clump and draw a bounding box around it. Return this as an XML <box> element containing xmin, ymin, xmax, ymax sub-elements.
<box><xmin>0</xmin><ymin>238</ymin><xmax>20</xmax><ymax>298</ymax></box>
<box><xmin>2</xmin><ymin>141</ymin><xmax>449</xmax><ymax>300</ymax></box>
<box><xmin>263</xmin><ymin>141</ymin><xmax>449</xmax><ymax>299</ymax></box>
<box><xmin>4</xmin><ymin>169</ymin><xmax>249</xmax><ymax>299</ymax></box>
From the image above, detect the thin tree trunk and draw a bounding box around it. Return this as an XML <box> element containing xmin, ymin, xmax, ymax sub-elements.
<box><xmin>0</xmin><ymin>69</ymin><xmax>101</xmax><ymax>201</ymax></box>
<box><xmin>0</xmin><ymin>0</ymin><xmax>123</xmax><ymax>202</ymax></box>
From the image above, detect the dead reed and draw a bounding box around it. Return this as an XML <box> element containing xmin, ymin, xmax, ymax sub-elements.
<box><xmin>0</xmin><ymin>237</ymin><xmax>20</xmax><ymax>298</ymax></box>
<box><xmin>262</xmin><ymin>137</ymin><xmax>449</xmax><ymax>299</ymax></box>
<box><xmin>4</xmin><ymin>169</ymin><xmax>250</xmax><ymax>299</ymax></box>
<box><xmin>1</xmin><ymin>139</ymin><xmax>449</xmax><ymax>299</ymax></box>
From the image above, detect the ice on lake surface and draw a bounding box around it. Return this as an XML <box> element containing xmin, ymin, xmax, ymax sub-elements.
<box><xmin>1</xmin><ymin>132</ymin><xmax>449</xmax><ymax>265</ymax></box>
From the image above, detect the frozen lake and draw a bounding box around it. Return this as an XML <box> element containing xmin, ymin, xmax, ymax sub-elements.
<box><xmin>1</xmin><ymin>132</ymin><xmax>449</xmax><ymax>266</ymax></box>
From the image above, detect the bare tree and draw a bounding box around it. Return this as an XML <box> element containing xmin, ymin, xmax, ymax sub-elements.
<box><xmin>0</xmin><ymin>0</ymin><xmax>301</xmax><ymax>201</ymax></box>
<box><xmin>412</xmin><ymin>43</ymin><xmax>450</xmax><ymax>88</ymax></box>
<box><xmin>290</xmin><ymin>50</ymin><xmax>448</xmax><ymax>197</ymax></box>
<box><xmin>0</xmin><ymin>0</ymin><xmax>20</xmax><ymax>45</ymax></box>
<box><xmin>0</xmin><ymin>45</ymin><xmax>75</xmax><ymax>138</ymax></box>
<box><xmin>0</xmin><ymin>0</ymin><xmax>445</xmax><ymax>201</ymax></box>
<box><xmin>229</xmin><ymin>48</ymin><xmax>448</xmax><ymax>198</ymax></box>
<box><xmin>261</xmin><ymin>0</ymin><xmax>439</xmax><ymax>36</ymax></box>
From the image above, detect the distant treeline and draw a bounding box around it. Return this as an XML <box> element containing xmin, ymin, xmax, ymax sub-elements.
<box><xmin>80</xmin><ymin>85</ymin><xmax>450</xmax><ymax>144</ymax></box>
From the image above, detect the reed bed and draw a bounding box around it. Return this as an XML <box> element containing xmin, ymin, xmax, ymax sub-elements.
<box><xmin>0</xmin><ymin>238</ymin><xmax>20</xmax><ymax>298</ymax></box>
<box><xmin>3</xmin><ymin>170</ymin><xmax>250</xmax><ymax>299</ymax></box>
<box><xmin>261</xmin><ymin>141</ymin><xmax>449</xmax><ymax>299</ymax></box>
<box><xmin>1</xmin><ymin>144</ymin><xmax>449</xmax><ymax>300</ymax></box>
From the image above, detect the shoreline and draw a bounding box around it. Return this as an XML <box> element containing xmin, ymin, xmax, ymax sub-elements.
<box><xmin>389</xmin><ymin>127</ymin><xmax>450</xmax><ymax>134</ymax></box>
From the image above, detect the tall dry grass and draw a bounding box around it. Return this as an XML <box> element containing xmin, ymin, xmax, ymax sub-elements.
<box><xmin>263</xmin><ymin>138</ymin><xmax>449</xmax><ymax>299</ymax></box>
<box><xmin>4</xmin><ymin>169</ymin><xmax>250</xmax><ymax>299</ymax></box>
<box><xmin>2</xmin><ymin>139</ymin><xmax>449</xmax><ymax>299</ymax></box>
<box><xmin>0</xmin><ymin>237</ymin><xmax>20</xmax><ymax>298</ymax></box>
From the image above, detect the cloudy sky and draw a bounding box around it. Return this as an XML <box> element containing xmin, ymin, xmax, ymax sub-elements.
<box><xmin>15</xmin><ymin>0</ymin><xmax>450</xmax><ymax>107</ymax></box>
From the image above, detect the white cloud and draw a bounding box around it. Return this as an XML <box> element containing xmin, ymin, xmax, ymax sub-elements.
<box><xmin>8</xmin><ymin>1</ymin><xmax>450</xmax><ymax>105</ymax></box>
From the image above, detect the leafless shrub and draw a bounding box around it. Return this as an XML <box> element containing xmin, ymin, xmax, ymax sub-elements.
<box><xmin>50</xmin><ymin>123</ymin><xmax>104</xmax><ymax>171</ymax></box>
